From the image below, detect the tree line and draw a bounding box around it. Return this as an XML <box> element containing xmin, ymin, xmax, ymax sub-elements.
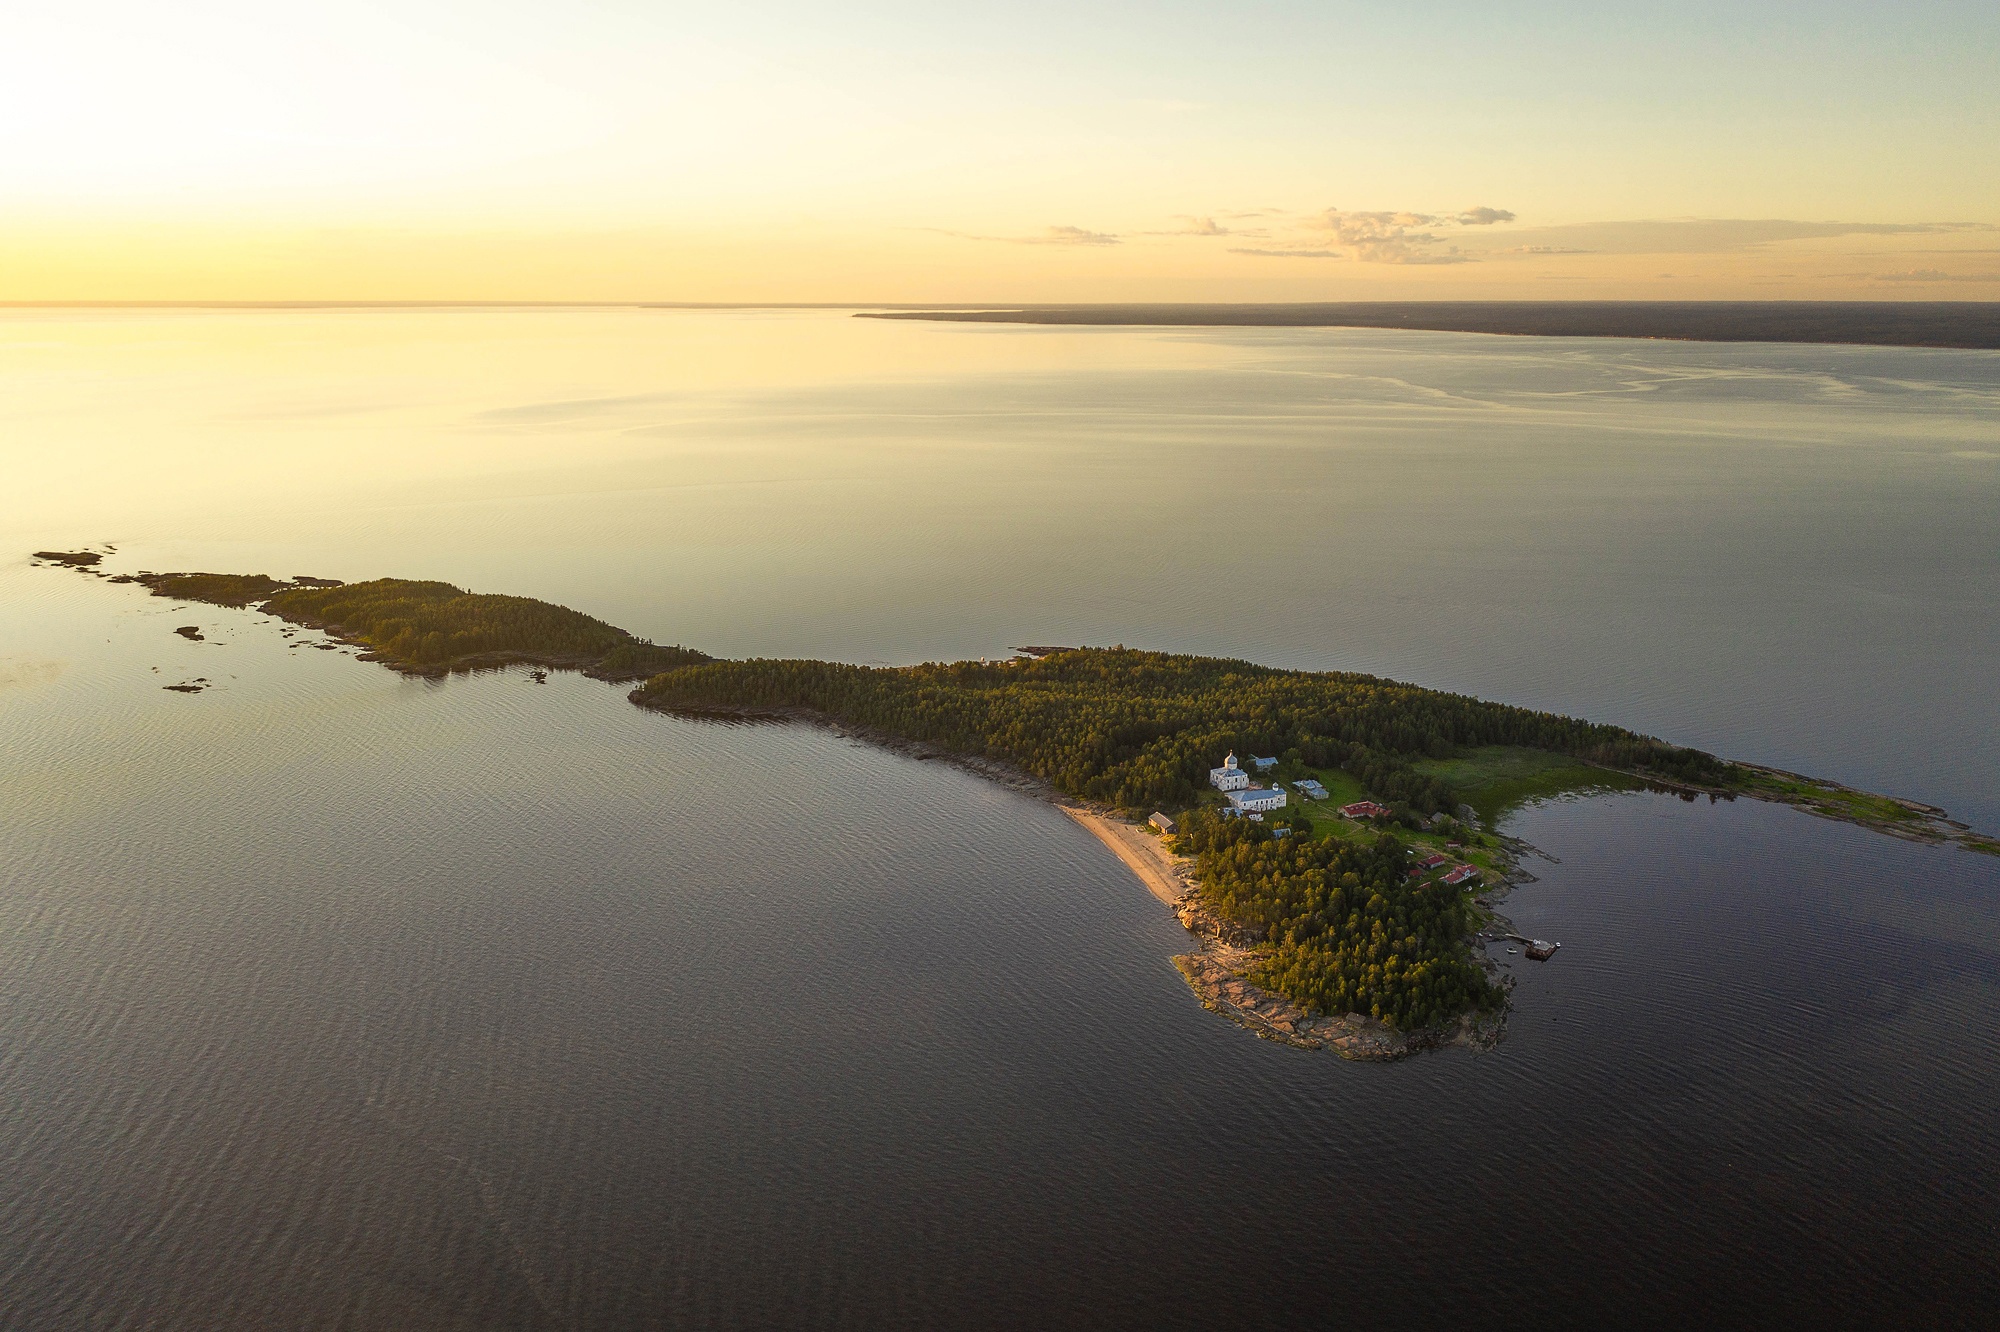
<box><xmin>1174</xmin><ymin>809</ymin><xmax>1502</xmax><ymax>1028</ymax></box>
<box><xmin>637</xmin><ymin>646</ymin><xmax>1735</xmax><ymax>812</ymax></box>
<box><xmin>262</xmin><ymin>578</ymin><xmax>708</xmax><ymax>672</ymax></box>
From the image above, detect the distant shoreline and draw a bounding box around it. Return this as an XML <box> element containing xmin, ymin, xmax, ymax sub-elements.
<box><xmin>858</xmin><ymin>301</ymin><xmax>2000</xmax><ymax>350</ymax></box>
<box><xmin>6</xmin><ymin>301</ymin><xmax>1996</xmax><ymax>350</ymax></box>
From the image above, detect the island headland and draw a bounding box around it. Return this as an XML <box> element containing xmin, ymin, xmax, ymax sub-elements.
<box><xmin>857</xmin><ymin>301</ymin><xmax>2000</xmax><ymax>350</ymax></box>
<box><xmin>38</xmin><ymin>550</ymin><xmax>1999</xmax><ymax>1060</ymax></box>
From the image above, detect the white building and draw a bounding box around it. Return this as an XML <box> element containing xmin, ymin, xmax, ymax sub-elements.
<box><xmin>1227</xmin><ymin>787</ymin><xmax>1288</xmax><ymax>815</ymax></box>
<box><xmin>1209</xmin><ymin>752</ymin><xmax>1250</xmax><ymax>792</ymax></box>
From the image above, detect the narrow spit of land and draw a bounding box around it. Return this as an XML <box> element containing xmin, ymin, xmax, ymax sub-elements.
<box><xmin>858</xmin><ymin>301</ymin><xmax>2000</xmax><ymax>350</ymax></box>
<box><xmin>38</xmin><ymin>550</ymin><xmax>1999</xmax><ymax>1060</ymax></box>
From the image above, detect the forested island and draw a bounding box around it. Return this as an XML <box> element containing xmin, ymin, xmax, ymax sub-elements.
<box><xmin>118</xmin><ymin>571</ymin><xmax>710</xmax><ymax>680</ymax></box>
<box><xmin>38</xmin><ymin>551</ymin><xmax>1999</xmax><ymax>1057</ymax></box>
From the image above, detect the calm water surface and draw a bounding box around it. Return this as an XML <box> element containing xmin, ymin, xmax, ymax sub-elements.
<box><xmin>2</xmin><ymin>310</ymin><xmax>1998</xmax><ymax>1326</ymax></box>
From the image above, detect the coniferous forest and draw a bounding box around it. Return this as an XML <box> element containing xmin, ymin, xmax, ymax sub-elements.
<box><xmin>139</xmin><ymin>574</ymin><xmax>711</xmax><ymax>677</ymax></box>
<box><xmin>637</xmin><ymin>647</ymin><xmax>1736</xmax><ymax>1028</ymax></box>
<box><xmin>1173</xmin><ymin>809</ymin><xmax>1502</xmax><ymax>1027</ymax></box>
<box><xmin>636</xmin><ymin>646</ymin><xmax>1733</xmax><ymax>812</ymax></box>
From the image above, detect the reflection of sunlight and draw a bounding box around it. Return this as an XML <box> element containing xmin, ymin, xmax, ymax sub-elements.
<box><xmin>0</xmin><ymin>308</ymin><xmax>1251</xmax><ymax>538</ymax></box>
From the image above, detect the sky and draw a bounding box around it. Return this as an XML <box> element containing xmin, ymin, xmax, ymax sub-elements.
<box><xmin>4</xmin><ymin>0</ymin><xmax>1997</xmax><ymax>302</ymax></box>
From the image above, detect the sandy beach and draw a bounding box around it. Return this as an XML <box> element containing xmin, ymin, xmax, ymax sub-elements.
<box><xmin>1058</xmin><ymin>807</ymin><xmax>1187</xmax><ymax>906</ymax></box>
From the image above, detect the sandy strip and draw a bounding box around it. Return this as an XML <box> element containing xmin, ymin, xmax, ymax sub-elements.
<box><xmin>1059</xmin><ymin>807</ymin><xmax>1186</xmax><ymax>906</ymax></box>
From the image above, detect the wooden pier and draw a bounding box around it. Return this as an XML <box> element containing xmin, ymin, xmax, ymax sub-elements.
<box><xmin>1505</xmin><ymin>933</ymin><xmax>1561</xmax><ymax>961</ymax></box>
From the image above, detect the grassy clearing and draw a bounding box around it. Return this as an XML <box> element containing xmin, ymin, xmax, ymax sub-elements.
<box><xmin>1183</xmin><ymin>758</ymin><xmax>1510</xmax><ymax>888</ymax></box>
<box><xmin>134</xmin><ymin>572</ymin><xmax>292</xmax><ymax>607</ymax></box>
<box><xmin>1738</xmin><ymin>770</ymin><xmax>1924</xmax><ymax>826</ymax></box>
<box><xmin>1414</xmin><ymin>745</ymin><xmax>1642</xmax><ymax>826</ymax></box>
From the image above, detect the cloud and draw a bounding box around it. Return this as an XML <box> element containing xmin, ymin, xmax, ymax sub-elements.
<box><xmin>1136</xmin><ymin>216</ymin><xmax>1236</xmax><ymax>237</ymax></box>
<box><xmin>1026</xmin><ymin>225</ymin><xmax>1120</xmax><ymax>246</ymax></box>
<box><xmin>1873</xmin><ymin>268</ymin><xmax>2000</xmax><ymax>283</ymax></box>
<box><xmin>1509</xmin><ymin>245</ymin><xmax>1594</xmax><ymax>255</ymax></box>
<box><xmin>1301</xmin><ymin>206</ymin><xmax>1512</xmax><ymax>262</ymax></box>
<box><xmin>928</xmin><ymin>225</ymin><xmax>1121</xmax><ymax>247</ymax></box>
<box><xmin>928</xmin><ymin>203</ymin><xmax>1517</xmax><ymax>261</ymax></box>
<box><xmin>1229</xmin><ymin>247</ymin><xmax>1344</xmax><ymax>259</ymax></box>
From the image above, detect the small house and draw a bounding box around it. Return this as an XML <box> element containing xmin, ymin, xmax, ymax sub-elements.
<box><xmin>1249</xmin><ymin>755</ymin><xmax>1278</xmax><ymax>772</ymax></box>
<box><xmin>1442</xmin><ymin>865</ymin><xmax>1481</xmax><ymax>887</ymax></box>
<box><xmin>1149</xmin><ymin>812</ymin><xmax>1177</xmax><ymax>835</ymax></box>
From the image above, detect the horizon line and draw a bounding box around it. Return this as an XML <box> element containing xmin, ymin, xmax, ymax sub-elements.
<box><xmin>5</xmin><ymin>298</ymin><xmax>2000</xmax><ymax>311</ymax></box>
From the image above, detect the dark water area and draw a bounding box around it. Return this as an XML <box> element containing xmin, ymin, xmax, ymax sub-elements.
<box><xmin>4</xmin><ymin>311</ymin><xmax>2000</xmax><ymax>1326</ymax></box>
<box><xmin>3</xmin><ymin>569</ymin><xmax>1999</xmax><ymax>1329</ymax></box>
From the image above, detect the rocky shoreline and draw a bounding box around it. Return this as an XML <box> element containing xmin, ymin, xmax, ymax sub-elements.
<box><xmin>1597</xmin><ymin>761</ymin><xmax>2000</xmax><ymax>856</ymax></box>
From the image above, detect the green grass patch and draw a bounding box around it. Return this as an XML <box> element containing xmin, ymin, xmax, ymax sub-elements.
<box><xmin>1737</xmin><ymin>770</ymin><xmax>1923</xmax><ymax>825</ymax></box>
<box><xmin>1414</xmin><ymin>745</ymin><xmax>1642</xmax><ymax>826</ymax></box>
<box><xmin>136</xmin><ymin>572</ymin><xmax>293</xmax><ymax>608</ymax></box>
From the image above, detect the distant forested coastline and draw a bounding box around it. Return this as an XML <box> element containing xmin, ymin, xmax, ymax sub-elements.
<box><xmin>859</xmin><ymin>301</ymin><xmax>2000</xmax><ymax>350</ymax></box>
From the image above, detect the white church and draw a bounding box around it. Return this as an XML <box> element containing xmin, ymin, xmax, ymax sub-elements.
<box><xmin>1210</xmin><ymin>752</ymin><xmax>1287</xmax><ymax>815</ymax></box>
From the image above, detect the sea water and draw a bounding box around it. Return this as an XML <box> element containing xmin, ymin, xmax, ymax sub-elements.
<box><xmin>2</xmin><ymin>309</ymin><xmax>1997</xmax><ymax>1326</ymax></box>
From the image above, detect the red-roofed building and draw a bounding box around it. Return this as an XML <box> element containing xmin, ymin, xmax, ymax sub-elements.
<box><xmin>1339</xmin><ymin>801</ymin><xmax>1391</xmax><ymax>820</ymax></box>
<box><xmin>1442</xmin><ymin>865</ymin><xmax>1481</xmax><ymax>887</ymax></box>
<box><xmin>1417</xmin><ymin>852</ymin><xmax>1451</xmax><ymax>871</ymax></box>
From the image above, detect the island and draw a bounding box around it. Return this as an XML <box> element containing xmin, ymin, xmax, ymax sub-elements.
<box><xmin>114</xmin><ymin>570</ymin><xmax>710</xmax><ymax>680</ymax></box>
<box><xmin>35</xmin><ymin>550</ymin><xmax>1999</xmax><ymax>1059</ymax></box>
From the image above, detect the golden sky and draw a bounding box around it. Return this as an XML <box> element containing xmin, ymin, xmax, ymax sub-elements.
<box><xmin>5</xmin><ymin>1</ymin><xmax>1997</xmax><ymax>302</ymax></box>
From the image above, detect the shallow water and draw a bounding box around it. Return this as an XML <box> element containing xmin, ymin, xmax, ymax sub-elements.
<box><xmin>2</xmin><ymin>311</ymin><xmax>1998</xmax><ymax>1326</ymax></box>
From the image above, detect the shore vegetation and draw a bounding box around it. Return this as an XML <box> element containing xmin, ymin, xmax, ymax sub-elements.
<box><xmin>262</xmin><ymin>579</ymin><xmax>711</xmax><ymax>677</ymax></box>
<box><xmin>634</xmin><ymin>648</ymin><xmax>1732</xmax><ymax>812</ymax></box>
<box><xmin>114</xmin><ymin>569</ymin><xmax>710</xmax><ymax>678</ymax></box>
<box><xmin>134</xmin><ymin>572</ymin><xmax>292</xmax><ymax>607</ymax></box>
<box><xmin>1172</xmin><ymin>810</ymin><xmax>1502</xmax><ymax>1028</ymax></box>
